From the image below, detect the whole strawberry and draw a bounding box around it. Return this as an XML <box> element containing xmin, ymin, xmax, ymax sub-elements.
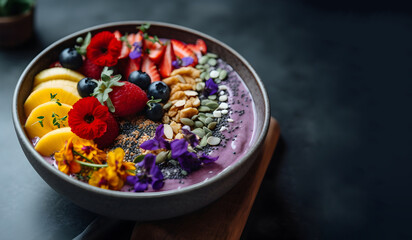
<box><xmin>109</xmin><ymin>81</ymin><xmax>148</xmax><ymax>117</ymax></box>
<box><xmin>94</xmin><ymin>112</ymin><xmax>119</xmax><ymax>149</ymax></box>
<box><xmin>93</xmin><ymin>67</ymin><xmax>148</xmax><ymax>117</ymax></box>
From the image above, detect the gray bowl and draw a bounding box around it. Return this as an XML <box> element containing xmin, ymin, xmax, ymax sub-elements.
<box><xmin>12</xmin><ymin>21</ymin><xmax>270</xmax><ymax>221</ymax></box>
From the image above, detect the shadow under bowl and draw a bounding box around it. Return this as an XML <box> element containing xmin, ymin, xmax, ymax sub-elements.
<box><xmin>12</xmin><ymin>21</ymin><xmax>270</xmax><ymax>221</ymax></box>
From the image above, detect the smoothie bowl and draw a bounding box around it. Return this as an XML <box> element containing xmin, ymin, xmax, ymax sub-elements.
<box><xmin>12</xmin><ymin>21</ymin><xmax>270</xmax><ymax>220</ymax></box>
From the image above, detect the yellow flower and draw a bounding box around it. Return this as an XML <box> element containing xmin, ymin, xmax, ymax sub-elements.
<box><xmin>73</xmin><ymin>139</ymin><xmax>106</xmax><ymax>164</ymax></box>
<box><xmin>88</xmin><ymin>167</ymin><xmax>124</xmax><ymax>190</ymax></box>
<box><xmin>107</xmin><ymin>148</ymin><xmax>136</xmax><ymax>181</ymax></box>
<box><xmin>54</xmin><ymin>137</ymin><xmax>81</xmax><ymax>175</ymax></box>
<box><xmin>88</xmin><ymin>148</ymin><xmax>135</xmax><ymax>191</ymax></box>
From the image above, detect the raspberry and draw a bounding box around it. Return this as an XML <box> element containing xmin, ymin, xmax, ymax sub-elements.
<box><xmin>94</xmin><ymin>112</ymin><xmax>119</xmax><ymax>149</ymax></box>
<box><xmin>80</xmin><ymin>58</ymin><xmax>104</xmax><ymax>80</ymax></box>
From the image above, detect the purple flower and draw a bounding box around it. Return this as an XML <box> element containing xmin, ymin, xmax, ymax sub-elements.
<box><xmin>204</xmin><ymin>78</ymin><xmax>218</xmax><ymax>96</ymax></box>
<box><xmin>140</xmin><ymin>124</ymin><xmax>171</xmax><ymax>150</ymax></box>
<box><xmin>170</xmin><ymin>139</ymin><xmax>189</xmax><ymax>159</ymax></box>
<box><xmin>126</xmin><ymin>154</ymin><xmax>164</xmax><ymax>192</ymax></box>
<box><xmin>199</xmin><ymin>153</ymin><xmax>218</xmax><ymax>164</ymax></box>
<box><xmin>129</xmin><ymin>42</ymin><xmax>142</xmax><ymax>59</ymax></box>
<box><xmin>181</xmin><ymin>128</ymin><xmax>199</xmax><ymax>147</ymax></box>
<box><xmin>172</xmin><ymin>56</ymin><xmax>194</xmax><ymax>69</ymax></box>
<box><xmin>177</xmin><ymin>151</ymin><xmax>201</xmax><ymax>173</ymax></box>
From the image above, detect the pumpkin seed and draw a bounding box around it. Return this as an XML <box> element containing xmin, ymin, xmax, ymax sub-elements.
<box><xmin>164</xmin><ymin>124</ymin><xmax>174</xmax><ymax>139</ymax></box>
<box><xmin>200</xmin><ymin>71</ymin><xmax>206</xmax><ymax>80</ymax></box>
<box><xmin>206</xmin><ymin>101</ymin><xmax>219</xmax><ymax>110</ymax></box>
<box><xmin>218</xmin><ymin>85</ymin><xmax>227</xmax><ymax>91</ymax></box>
<box><xmin>195</xmin><ymin>121</ymin><xmax>204</xmax><ymax>128</ymax></box>
<box><xmin>201</xmin><ymin>99</ymin><xmax>212</xmax><ymax>106</ymax></box>
<box><xmin>198</xmin><ymin>116</ymin><xmax>207</xmax><ymax>124</ymax></box>
<box><xmin>191</xmin><ymin>114</ymin><xmax>199</xmax><ymax>120</ymax></box>
<box><xmin>208</xmin><ymin>122</ymin><xmax>217</xmax><ymax>130</ymax></box>
<box><xmin>206</xmin><ymin>53</ymin><xmax>218</xmax><ymax>58</ymax></box>
<box><xmin>214</xmin><ymin>79</ymin><xmax>221</xmax><ymax>84</ymax></box>
<box><xmin>192</xmin><ymin>128</ymin><xmax>205</xmax><ymax>138</ymax></box>
<box><xmin>198</xmin><ymin>106</ymin><xmax>211</xmax><ymax>112</ymax></box>
<box><xmin>196</xmin><ymin>82</ymin><xmax>205</xmax><ymax>91</ymax></box>
<box><xmin>199</xmin><ymin>55</ymin><xmax>209</xmax><ymax>64</ymax></box>
<box><xmin>205</xmin><ymin>113</ymin><xmax>214</xmax><ymax>118</ymax></box>
<box><xmin>208</xmin><ymin>58</ymin><xmax>217</xmax><ymax>66</ymax></box>
<box><xmin>205</xmin><ymin>132</ymin><xmax>212</xmax><ymax>138</ymax></box>
<box><xmin>180</xmin><ymin>118</ymin><xmax>194</xmax><ymax>126</ymax></box>
<box><xmin>210</xmin><ymin>70</ymin><xmax>219</xmax><ymax>78</ymax></box>
<box><xmin>208</xmin><ymin>95</ymin><xmax>217</xmax><ymax>100</ymax></box>
<box><xmin>219</xmin><ymin>70</ymin><xmax>228</xmax><ymax>80</ymax></box>
<box><xmin>163</xmin><ymin>102</ymin><xmax>172</xmax><ymax>110</ymax></box>
<box><xmin>207</xmin><ymin>136</ymin><xmax>221</xmax><ymax>146</ymax></box>
<box><xmin>195</xmin><ymin>145</ymin><xmax>203</xmax><ymax>150</ymax></box>
<box><xmin>198</xmin><ymin>112</ymin><xmax>206</xmax><ymax>117</ymax></box>
<box><xmin>156</xmin><ymin>151</ymin><xmax>168</xmax><ymax>164</ymax></box>
<box><xmin>181</xmin><ymin>170</ymin><xmax>188</xmax><ymax>176</ymax></box>
<box><xmin>203</xmin><ymin>126</ymin><xmax>211</xmax><ymax>134</ymax></box>
<box><xmin>199</xmin><ymin>136</ymin><xmax>208</xmax><ymax>147</ymax></box>
<box><xmin>204</xmin><ymin>117</ymin><xmax>213</xmax><ymax>125</ymax></box>
<box><xmin>196</xmin><ymin>64</ymin><xmax>205</xmax><ymax>70</ymax></box>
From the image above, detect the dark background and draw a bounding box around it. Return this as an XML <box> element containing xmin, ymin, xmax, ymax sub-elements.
<box><xmin>1</xmin><ymin>0</ymin><xmax>411</xmax><ymax>239</ymax></box>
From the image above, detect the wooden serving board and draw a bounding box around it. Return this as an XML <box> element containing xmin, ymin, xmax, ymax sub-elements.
<box><xmin>131</xmin><ymin>117</ymin><xmax>280</xmax><ymax>240</ymax></box>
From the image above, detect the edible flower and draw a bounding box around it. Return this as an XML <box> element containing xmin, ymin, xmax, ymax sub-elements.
<box><xmin>140</xmin><ymin>124</ymin><xmax>171</xmax><ymax>151</ymax></box>
<box><xmin>172</xmin><ymin>56</ymin><xmax>194</xmax><ymax>69</ymax></box>
<box><xmin>129</xmin><ymin>42</ymin><xmax>142</xmax><ymax>59</ymax></box>
<box><xmin>87</xmin><ymin>31</ymin><xmax>122</xmax><ymax>67</ymax></box>
<box><xmin>73</xmin><ymin>139</ymin><xmax>107</xmax><ymax>164</ymax></box>
<box><xmin>126</xmin><ymin>154</ymin><xmax>164</xmax><ymax>192</ymax></box>
<box><xmin>204</xmin><ymin>78</ymin><xmax>219</xmax><ymax>96</ymax></box>
<box><xmin>68</xmin><ymin>97</ymin><xmax>110</xmax><ymax>140</ymax></box>
<box><xmin>88</xmin><ymin>148</ymin><xmax>135</xmax><ymax>190</ymax></box>
<box><xmin>54</xmin><ymin>137</ymin><xmax>81</xmax><ymax>175</ymax></box>
<box><xmin>107</xmin><ymin>148</ymin><xmax>136</xmax><ymax>181</ymax></box>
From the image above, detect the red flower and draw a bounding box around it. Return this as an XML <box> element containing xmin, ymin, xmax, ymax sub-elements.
<box><xmin>86</xmin><ymin>31</ymin><xmax>122</xmax><ymax>67</ymax></box>
<box><xmin>68</xmin><ymin>97</ymin><xmax>110</xmax><ymax>140</ymax></box>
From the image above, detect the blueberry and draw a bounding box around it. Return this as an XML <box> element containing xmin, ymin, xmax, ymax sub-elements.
<box><xmin>77</xmin><ymin>77</ymin><xmax>97</xmax><ymax>98</ymax></box>
<box><xmin>128</xmin><ymin>71</ymin><xmax>151</xmax><ymax>90</ymax></box>
<box><xmin>147</xmin><ymin>81</ymin><xmax>170</xmax><ymax>102</ymax></box>
<box><xmin>146</xmin><ymin>102</ymin><xmax>164</xmax><ymax>122</ymax></box>
<box><xmin>59</xmin><ymin>47</ymin><xmax>83</xmax><ymax>70</ymax></box>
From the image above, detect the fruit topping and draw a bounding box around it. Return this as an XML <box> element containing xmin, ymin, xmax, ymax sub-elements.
<box><xmin>171</xmin><ymin>39</ymin><xmax>198</xmax><ymax>67</ymax></box>
<box><xmin>77</xmin><ymin>77</ymin><xmax>98</xmax><ymax>98</ymax></box>
<box><xmin>147</xmin><ymin>81</ymin><xmax>170</xmax><ymax>103</ymax></box>
<box><xmin>80</xmin><ymin>58</ymin><xmax>104</xmax><ymax>80</ymax></box>
<box><xmin>128</xmin><ymin>70</ymin><xmax>151</xmax><ymax>90</ymax></box>
<box><xmin>145</xmin><ymin>98</ymin><xmax>164</xmax><ymax>122</ymax></box>
<box><xmin>94</xmin><ymin>112</ymin><xmax>119</xmax><ymax>149</ymax></box>
<box><xmin>59</xmin><ymin>47</ymin><xmax>83</xmax><ymax>70</ymax></box>
<box><xmin>141</xmin><ymin>55</ymin><xmax>161</xmax><ymax>82</ymax></box>
<box><xmin>34</xmin><ymin>127</ymin><xmax>83</xmax><ymax>157</ymax></box>
<box><xmin>159</xmin><ymin>41</ymin><xmax>175</xmax><ymax>78</ymax></box>
<box><xmin>92</xmin><ymin>68</ymin><xmax>148</xmax><ymax>117</ymax></box>
<box><xmin>143</xmin><ymin>35</ymin><xmax>165</xmax><ymax>64</ymax></box>
<box><xmin>187</xmin><ymin>39</ymin><xmax>207</xmax><ymax>56</ymax></box>
<box><xmin>33</xmin><ymin>67</ymin><xmax>85</xmax><ymax>87</ymax></box>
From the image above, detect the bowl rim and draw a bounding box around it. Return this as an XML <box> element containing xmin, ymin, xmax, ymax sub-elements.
<box><xmin>12</xmin><ymin>20</ymin><xmax>270</xmax><ymax>199</ymax></box>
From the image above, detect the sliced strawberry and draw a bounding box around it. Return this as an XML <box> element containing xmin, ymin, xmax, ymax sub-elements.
<box><xmin>141</xmin><ymin>55</ymin><xmax>161</xmax><ymax>82</ymax></box>
<box><xmin>114</xmin><ymin>31</ymin><xmax>131</xmax><ymax>59</ymax></box>
<box><xmin>171</xmin><ymin>39</ymin><xmax>198</xmax><ymax>66</ymax></box>
<box><xmin>118</xmin><ymin>57</ymin><xmax>141</xmax><ymax>80</ymax></box>
<box><xmin>49</xmin><ymin>61</ymin><xmax>62</xmax><ymax>68</ymax></box>
<box><xmin>159</xmin><ymin>41</ymin><xmax>175</xmax><ymax>78</ymax></box>
<box><xmin>188</xmin><ymin>39</ymin><xmax>207</xmax><ymax>56</ymax></box>
<box><xmin>143</xmin><ymin>36</ymin><xmax>166</xmax><ymax>64</ymax></box>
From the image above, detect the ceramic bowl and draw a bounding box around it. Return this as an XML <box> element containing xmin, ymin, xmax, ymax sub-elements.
<box><xmin>12</xmin><ymin>21</ymin><xmax>270</xmax><ymax>221</ymax></box>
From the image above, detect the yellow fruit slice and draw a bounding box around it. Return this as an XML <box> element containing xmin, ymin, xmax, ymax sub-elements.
<box><xmin>35</xmin><ymin>127</ymin><xmax>83</xmax><ymax>156</ymax></box>
<box><xmin>24</xmin><ymin>87</ymin><xmax>80</xmax><ymax>118</ymax></box>
<box><xmin>33</xmin><ymin>79</ymin><xmax>78</xmax><ymax>92</ymax></box>
<box><xmin>33</xmin><ymin>67</ymin><xmax>85</xmax><ymax>87</ymax></box>
<box><xmin>25</xmin><ymin>102</ymin><xmax>72</xmax><ymax>140</ymax></box>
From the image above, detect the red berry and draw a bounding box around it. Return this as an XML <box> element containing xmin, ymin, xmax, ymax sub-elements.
<box><xmin>109</xmin><ymin>81</ymin><xmax>148</xmax><ymax>117</ymax></box>
<box><xmin>94</xmin><ymin>112</ymin><xmax>119</xmax><ymax>149</ymax></box>
<box><xmin>80</xmin><ymin>58</ymin><xmax>104</xmax><ymax>80</ymax></box>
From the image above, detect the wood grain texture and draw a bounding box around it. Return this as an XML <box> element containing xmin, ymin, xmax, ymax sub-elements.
<box><xmin>131</xmin><ymin>117</ymin><xmax>280</xmax><ymax>240</ymax></box>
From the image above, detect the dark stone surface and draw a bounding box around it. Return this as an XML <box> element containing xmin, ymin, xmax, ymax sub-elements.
<box><xmin>1</xmin><ymin>0</ymin><xmax>411</xmax><ymax>239</ymax></box>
